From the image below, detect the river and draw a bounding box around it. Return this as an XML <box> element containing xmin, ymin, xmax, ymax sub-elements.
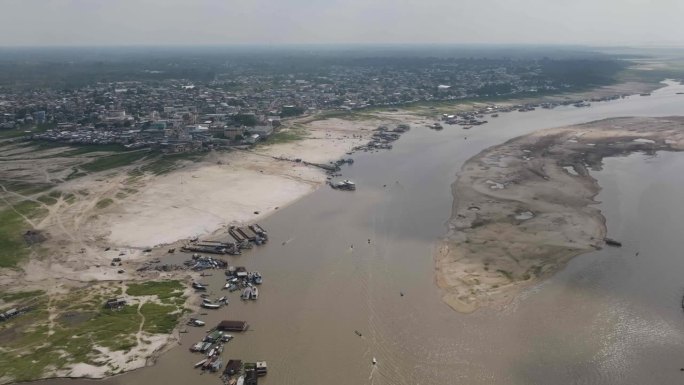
<box><xmin>34</xmin><ymin>80</ymin><xmax>684</xmax><ymax>385</ymax></box>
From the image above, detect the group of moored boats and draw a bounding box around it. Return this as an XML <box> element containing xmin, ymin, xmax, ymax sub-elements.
<box><xmin>223</xmin><ymin>268</ymin><xmax>263</xmax><ymax>301</ymax></box>
<box><xmin>188</xmin><ymin>323</ymin><xmax>267</xmax><ymax>383</ymax></box>
<box><xmin>436</xmin><ymin>95</ymin><xmax>634</xmax><ymax>132</ymax></box>
<box><xmin>201</xmin><ymin>295</ymin><xmax>229</xmax><ymax>309</ymax></box>
<box><xmin>194</xmin><ymin>267</ymin><xmax>264</xmax><ymax>307</ymax></box>
<box><xmin>191</xmin><ymin>332</ymin><xmax>234</xmax><ymax>372</ymax></box>
<box><xmin>185</xmin><ymin>254</ymin><xmax>229</xmax><ymax>270</ymax></box>
<box><xmin>184</xmin><ymin>232</ymin><xmax>269</xmax><ymax>383</ymax></box>
<box><xmin>222</xmin><ymin>361</ymin><xmax>268</xmax><ymax>385</ymax></box>
<box><xmin>183</xmin><ymin>224</ymin><xmax>268</xmax><ymax>255</ymax></box>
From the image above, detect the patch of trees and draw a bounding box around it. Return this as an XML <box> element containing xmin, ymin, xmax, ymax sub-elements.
<box><xmin>235</xmin><ymin>113</ymin><xmax>257</xmax><ymax>127</ymax></box>
<box><xmin>538</xmin><ymin>59</ymin><xmax>627</xmax><ymax>88</ymax></box>
<box><xmin>280</xmin><ymin>106</ymin><xmax>304</xmax><ymax>117</ymax></box>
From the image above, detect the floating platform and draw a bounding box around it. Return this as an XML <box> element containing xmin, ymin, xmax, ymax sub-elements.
<box><xmin>237</xmin><ymin>227</ymin><xmax>256</xmax><ymax>242</ymax></box>
<box><xmin>196</xmin><ymin>240</ymin><xmax>235</xmax><ymax>248</ymax></box>
<box><xmin>223</xmin><ymin>360</ymin><xmax>243</xmax><ymax>376</ymax></box>
<box><xmin>229</xmin><ymin>228</ymin><xmax>247</xmax><ymax>243</ymax></box>
<box><xmin>182</xmin><ymin>245</ymin><xmax>226</xmax><ymax>254</ymax></box>
<box><xmin>216</xmin><ymin>320</ymin><xmax>249</xmax><ymax>332</ymax></box>
<box><xmin>250</xmin><ymin>224</ymin><xmax>267</xmax><ymax>234</ymax></box>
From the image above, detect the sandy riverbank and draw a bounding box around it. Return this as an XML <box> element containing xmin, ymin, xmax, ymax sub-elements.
<box><xmin>96</xmin><ymin>117</ymin><xmax>382</xmax><ymax>248</ymax></box>
<box><xmin>0</xmin><ymin>113</ymin><xmax>408</xmax><ymax>288</ymax></box>
<box><xmin>437</xmin><ymin>116</ymin><xmax>684</xmax><ymax>313</ymax></box>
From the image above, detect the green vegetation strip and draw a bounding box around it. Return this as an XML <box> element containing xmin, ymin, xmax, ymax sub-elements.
<box><xmin>0</xmin><ymin>281</ymin><xmax>187</xmax><ymax>382</ymax></box>
<box><xmin>63</xmin><ymin>193</ymin><xmax>76</xmax><ymax>204</ymax></box>
<box><xmin>137</xmin><ymin>152</ymin><xmax>205</xmax><ymax>175</ymax></box>
<box><xmin>36</xmin><ymin>194</ymin><xmax>58</xmax><ymax>205</ymax></box>
<box><xmin>0</xmin><ymin>129</ymin><xmax>30</xmax><ymax>139</ymax></box>
<box><xmin>24</xmin><ymin>142</ymin><xmax>128</xmax><ymax>159</ymax></box>
<box><xmin>265</xmin><ymin>127</ymin><xmax>309</xmax><ymax>144</ymax></box>
<box><xmin>304</xmin><ymin>110</ymin><xmax>379</xmax><ymax>122</ymax></box>
<box><xmin>0</xmin><ymin>289</ymin><xmax>45</xmax><ymax>302</ymax></box>
<box><xmin>126</xmin><ymin>280</ymin><xmax>184</xmax><ymax>300</ymax></box>
<box><xmin>59</xmin><ymin>144</ymin><xmax>128</xmax><ymax>157</ymax></box>
<box><xmin>0</xmin><ymin>123</ymin><xmax>54</xmax><ymax>139</ymax></box>
<box><xmin>0</xmin><ymin>200</ymin><xmax>44</xmax><ymax>268</ymax></box>
<box><xmin>81</xmin><ymin>150</ymin><xmax>150</xmax><ymax>172</ymax></box>
<box><xmin>140</xmin><ymin>303</ymin><xmax>180</xmax><ymax>334</ymax></box>
<box><xmin>1</xmin><ymin>180</ymin><xmax>53</xmax><ymax>196</ymax></box>
<box><xmin>95</xmin><ymin>198</ymin><xmax>113</xmax><ymax>209</ymax></box>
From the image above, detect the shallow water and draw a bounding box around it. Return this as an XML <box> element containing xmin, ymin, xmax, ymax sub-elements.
<box><xmin>33</xmin><ymin>81</ymin><xmax>684</xmax><ymax>385</ymax></box>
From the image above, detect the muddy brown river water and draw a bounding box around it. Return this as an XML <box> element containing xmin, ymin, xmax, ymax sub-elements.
<box><xmin>31</xmin><ymin>81</ymin><xmax>684</xmax><ymax>385</ymax></box>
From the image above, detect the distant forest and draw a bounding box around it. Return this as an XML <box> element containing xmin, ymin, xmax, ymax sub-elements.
<box><xmin>0</xmin><ymin>45</ymin><xmax>634</xmax><ymax>90</ymax></box>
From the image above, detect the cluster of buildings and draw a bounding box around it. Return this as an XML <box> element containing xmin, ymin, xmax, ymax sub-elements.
<box><xmin>0</xmin><ymin>59</ymin><xmax>573</xmax><ymax>151</ymax></box>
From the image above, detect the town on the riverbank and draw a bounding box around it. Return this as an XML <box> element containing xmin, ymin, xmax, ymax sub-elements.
<box><xmin>0</xmin><ymin>51</ymin><xmax>639</xmax><ymax>152</ymax></box>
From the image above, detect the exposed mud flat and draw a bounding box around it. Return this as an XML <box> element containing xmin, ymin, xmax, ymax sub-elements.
<box><xmin>437</xmin><ymin>116</ymin><xmax>684</xmax><ymax>312</ymax></box>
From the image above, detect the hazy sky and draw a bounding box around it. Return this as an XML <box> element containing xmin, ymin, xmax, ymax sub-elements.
<box><xmin>1</xmin><ymin>0</ymin><xmax>683</xmax><ymax>46</ymax></box>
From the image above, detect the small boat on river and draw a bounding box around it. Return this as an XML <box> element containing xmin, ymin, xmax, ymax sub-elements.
<box><xmin>253</xmin><ymin>272</ymin><xmax>263</xmax><ymax>285</ymax></box>
<box><xmin>332</xmin><ymin>179</ymin><xmax>356</xmax><ymax>191</ymax></box>
<box><xmin>604</xmin><ymin>238</ymin><xmax>622</xmax><ymax>247</ymax></box>
<box><xmin>188</xmin><ymin>318</ymin><xmax>205</xmax><ymax>327</ymax></box>
<box><xmin>241</xmin><ymin>287</ymin><xmax>252</xmax><ymax>300</ymax></box>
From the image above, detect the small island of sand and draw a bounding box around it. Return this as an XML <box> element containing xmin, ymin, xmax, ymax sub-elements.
<box><xmin>437</xmin><ymin>116</ymin><xmax>684</xmax><ymax>313</ymax></box>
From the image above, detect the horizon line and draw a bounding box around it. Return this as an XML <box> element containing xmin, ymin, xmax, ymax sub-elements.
<box><xmin>0</xmin><ymin>42</ymin><xmax>672</xmax><ymax>50</ymax></box>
